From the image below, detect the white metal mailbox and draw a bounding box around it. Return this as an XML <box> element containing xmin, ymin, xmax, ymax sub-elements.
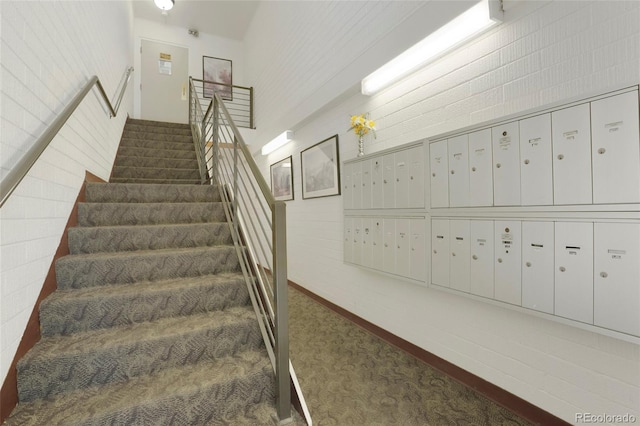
<box><xmin>431</xmin><ymin>218</ymin><xmax>450</xmax><ymax>287</ymax></box>
<box><xmin>594</xmin><ymin>223</ymin><xmax>640</xmax><ymax>336</ymax></box>
<box><xmin>554</xmin><ymin>222</ymin><xmax>593</xmax><ymax>324</ymax></box>
<box><xmin>361</xmin><ymin>159</ymin><xmax>372</xmax><ymax>210</ymax></box>
<box><xmin>591</xmin><ymin>91</ymin><xmax>640</xmax><ymax>204</ymax></box>
<box><xmin>396</xmin><ymin>219</ymin><xmax>411</xmax><ymax>277</ymax></box>
<box><xmin>383</xmin><ymin>218</ymin><xmax>396</xmax><ymax>275</ymax></box>
<box><xmin>521</xmin><ymin>221</ymin><xmax>555</xmax><ymax>314</ymax></box>
<box><xmin>469</xmin><ymin>220</ymin><xmax>495</xmax><ymax>299</ymax></box>
<box><xmin>520</xmin><ymin>114</ymin><xmax>553</xmax><ymax>206</ymax></box>
<box><xmin>410</xmin><ymin>219</ymin><xmax>426</xmax><ymax>282</ymax></box>
<box><xmin>552</xmin><ymin>103</ymin><xmax>593</xmax><ymax>205</ymax></box>
<box><xmin>344</xmin><ymin>217</ymin><xmax>353</xmax><ymax>263</ymax></box>
<box><xmin>494</xmin><ymin>220</ymin><xmax>522</xmax><ymax>306</ymax></box>
<box><xmin>448</xmin><ymin>134</ymin><xmax>470</xmax><ymax>208</ymax></box>
<box><xmin>408</xmin><ymin>145</ymin><xmax>425</xmax><ymax>208</ymax></box>
<box><xmin>383</xmin><ymin>153</ymin><xmax>396</xmax><ymax>209</ymax></box>
<box><xmin>468</xmin><ymin>129</ymin><xmax>493</xmax><ymax>207</ymax></box>
<box><xmin>449</xmin><ymin>219</ymin><xmax>471</xmax><ymax>293</ymax></box>
<box><xmin>371</xmin><ymin>157</ymin><xmax>383</xmax><ymax>209</ymax></box>
<box><xmin>372</xmin><ymin>219</ymin><xmax>384</xmax><ymax>268</ymax></box>
<box><xmin>429</xmin><ymin>140</ymin><xmax>449</xmax><ymax>208</ymax></box>
<box><xmin>492</xmin><ymin>122</ymin><xmax>521</xmax><ymax>206</ymax></box>
<box><xmin>361</xmin><ymin>217</ymin><xmax>373</xmax><ymax>269</ymax></box>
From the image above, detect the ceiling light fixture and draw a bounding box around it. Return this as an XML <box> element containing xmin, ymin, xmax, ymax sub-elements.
<box><xmin>361</xmin><ymin>0</ymin><xmax>503</xmax><ymax>96</ymax></box>
<box><xmin>261</xmin><ymin>131</ymin><xmax>294</xmax><ymax>155</ymax></box>
<box><xmin>154</xmin><ymin>0</ymin><xmax>174</xmax><ymax>14</ymax></box>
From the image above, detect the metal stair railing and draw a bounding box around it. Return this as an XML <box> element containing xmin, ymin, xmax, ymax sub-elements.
<box><xmin>0</xmin><ymin>66</ymin><xmax>134</xmax><ymax>207</ymax></box>
<box><xmin>188</xmin><ymin>77</ymin><xmax>311</xmax><ymax>425</ymax></box>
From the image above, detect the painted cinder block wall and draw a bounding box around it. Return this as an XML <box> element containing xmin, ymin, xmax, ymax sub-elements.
<box><xmin>247</xmin><ymin>1</ymin><xmax>640</xmax><ymax>422</ymax></box>
<box><xmin>0</xmin><ymin>1</ymin><xmax>134</xmax><ymax>384</ymax></box>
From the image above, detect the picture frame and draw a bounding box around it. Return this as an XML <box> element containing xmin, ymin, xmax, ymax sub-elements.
<box><xmin>300</xmin><ymin>134</ymin><xmax>341</xmax><ymax>199</ymax></box>
<box><xmin>270</xmin><ymin>156</ymin><xmax>294</xmax><ymax>201</ymax></box>
<box><xmin>203</xmin><ymin>56</ymin><xmax>232</xmax><ymax>100</ymax></box>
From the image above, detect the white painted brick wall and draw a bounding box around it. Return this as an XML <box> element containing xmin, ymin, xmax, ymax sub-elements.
<box><xmin>0</xmin><ymin>1</ymin><xmax>133</xmax><ymax>384</ymax></box>
<box><xmin>247</xmin><ymin>0</ymin><xmax>640</xmax><ymax>422</ymax></box>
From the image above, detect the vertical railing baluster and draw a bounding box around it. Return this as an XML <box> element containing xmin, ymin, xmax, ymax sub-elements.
<box><xmin>273</xmin><ymin>201</ymin><xmax>290</xmax><ymax>421</ymax></box>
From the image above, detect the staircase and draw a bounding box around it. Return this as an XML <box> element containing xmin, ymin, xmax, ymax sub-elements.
<box><xmin>5</xmin><ymin>119</ymin><xmax>288</xmax><ymax>425</ymax></box>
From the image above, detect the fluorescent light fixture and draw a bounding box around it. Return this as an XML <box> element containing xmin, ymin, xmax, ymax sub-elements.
<box><xmin>361</xmin><ymin>0</ymin><xmax>503</xmax><ymax>96</ymax></box>
<box><xmin>154</xmin><ymin>0</ymin><xmax>174</xmax><ymax>11</ymax></box>
<box><xmin>261</xmin><ymin>131</ymin><xmax>294</xmax><ymax>155</ymax></box>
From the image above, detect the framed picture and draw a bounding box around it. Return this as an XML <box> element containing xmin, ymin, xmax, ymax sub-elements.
<box><xmin>271</xmin><ymin>156</ymin><xmax>294</xmax><ymax>201</ymax></box>
<box><xmin>300</xmin><ymin>134</ymin><xmax>340</xmax><ymax>199</ymax></box>
<box><xmin>203</xmin><ymin>56</ymin><xmax>232</xmax><ymax>100</ymax></box>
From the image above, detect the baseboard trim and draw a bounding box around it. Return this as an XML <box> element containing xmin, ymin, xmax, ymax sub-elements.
<box><xmin>288</xmin><ymin>282</ymin><xmax>570</xmax><ymax>426</ymax></box>
<box><xmin>0</xmin><ymin>171</ymin><xmax>105</xmax><ymax>423</ymax></box>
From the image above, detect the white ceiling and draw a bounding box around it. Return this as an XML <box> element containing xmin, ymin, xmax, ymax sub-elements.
<box><xmin>132</xmin><ymin>0</ymin><xmax>260</xmax><ymax>41</ymax></box>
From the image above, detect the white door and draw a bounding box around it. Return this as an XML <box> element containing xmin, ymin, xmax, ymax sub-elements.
<box><xmin>141</xmin><ymin>39</ymin><xmax>189</xmax><ymax>123</ymax></box>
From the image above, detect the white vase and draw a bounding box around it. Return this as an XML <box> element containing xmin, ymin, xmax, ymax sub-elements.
<box><xmin>357</xmin><ymin>135</ymin><xmax>365</xmax><ymax>157</ymax></box>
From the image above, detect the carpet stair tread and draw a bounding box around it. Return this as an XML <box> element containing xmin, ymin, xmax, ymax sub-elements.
<box><xmin>40</xmin><ymin>272</ymin><xmax>249</xmax><ymax>336</ymax></box>
<box><xmin>111</xmin><ymin>165</ymin><xmax>200</xmax><ymax>180</ymax></box>
<box><xmin>114</xmin><ymin>154</ymin><xmax>198</xmax><ymax>169</ymax></box>
<box><xmin>55</xmin><ymin>245</ymin><xmax>240</xmax><ymax>289</ymax></box>
<box><xmin>77</xmin><ymin>201</ymin><xmax>225</xmax><ymax>226</ymax></box>
<box><xmin>109</xmin><ymin>177</ymin><xmax>202</xmax><ymax>185</ymax></box>
<box><xmin>8</xmin><ymin>351</ymin><xmax>274</xmax><ymax>425</ymax></box>
<box><xmin>85</xmin><ymin>182</ymin><xmax>219</xmax><ymax>203</ymax></box>
<box><xmin>121</xmin><ymin>130</ymin><xmax>192</xmax><ymax>143</ymax></box>
<box><xmin>18</xmin><ymin>306</ymin><xmax>263</xmax><ymax>402</ymax></box>
<box><xmin>116</xmin><ymin>145</ymin><xmax>197</xmax><ymax>160</ymax></box>
<box><xmin>68</xmin><ymin>222</ymin><xmax>232</xmax><ymax>254</ymax></box>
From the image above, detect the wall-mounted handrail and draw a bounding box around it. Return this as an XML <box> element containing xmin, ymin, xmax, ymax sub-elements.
<box><xmin>0</xmin><ymin>67</ymin><xmax>134</xmax><ymax>208</ymax></box>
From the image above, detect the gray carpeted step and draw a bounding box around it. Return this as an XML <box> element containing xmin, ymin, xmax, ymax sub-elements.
<box><xmin>111</xmin><ymin>165</ymin><xmax>200</xmax><ymax>181</ymax></box>
<box><xmin>68</xmin><ymin>223</ymin><xmax>232</xmax><ymax>254</ymax></box>
<box><xmin>55</xmin><ymin>246</ymin><xmax>240</xmax><ymax>290</ymax></box>
<box><xmin>123</xmin><ymin>124</ymin><xmax>192</xmax><ymax>136</ymax></box>
<box><xmin>122</xmin><ymin>130</ymin><xmax>192</xmax><ymax>143</ymax></box>
<box><xmin>117</xmin><ymin>137</ymin><xmax>194</xmax><ymax>151</ymax></box>
<box><xmin>77</xmin><ymin>201</ymin><xmax>225</xmax><ymax>226</ymax></box>
<box><xmin>18</xmin><ymin>308</ymin><xmax>265</xmax><ymax>401</ymax></box>
<box><xmin>126</xmin><ymin>118</ymin><xmax>190</xmax><ymax>129</ymax></box>
<box><xmin>114</xmin><ymin>154</ymin><xmax>198</xmax><ymax>170</ymax></box>
<box><xmin>7</xmin><ymin>351</ymin><xmax>275</xmax><ymax>426</ymax></box>
<box><xmin>85</xmin><ymin>182</ymin><xmax>219</xmax><ymax>203</ymax></box>
<box><xmin>40</xmin><ymin>273</ymin><xmax>250</xmax><ymax>336</ymax></box>
<box><xmin>117</xmin><ymin>145</ymin><xmax>197</xmax><ymax>160</ymax></box>
<box><xmin>109</xmin><ymin>177</ymin><xmax>203</xmax><ymax>184</ymax></box>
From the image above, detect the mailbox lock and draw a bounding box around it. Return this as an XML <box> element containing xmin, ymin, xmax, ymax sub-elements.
<box><xmin>433</xmin><ymin>249</ymin><xmax>437</xmax><ymax>254</ymax></box>
<box><xmin>600</xmin><ymin>272</ymin><xmax>608</xmax><ymax>278</ymax></box>
<box><xmin>384</xmin><ymin>180</ymin><xmax>388</xmax><ymax>184</ymax></box>
<box><xmin>598</xmin><ymin>148</ymin><xmax>606</xmax><ymax>155</ymax></box>
<box><xmin>496</xmin><ymin>163</ymin><xmax>502</xmax><ymax>169</ymax></box>
<box><xmin>432</xmin><ymin>173</ymin><xmax>436</xmax><ymax>177</ymax></box>
<box><xmin>559</xmin><ymin>266</ymin><xmax>566</xmax><ymax>272</ymax></box>
<box><xmin>472</xmin><ymin>255</ymin><xmax>478</xmax><ymax>260</ymax></box>
<box><xmin>471</xmin><ymin>167</ymin><xmax>477</xmax><ymax>172</ymax></box>
<box><xmin>505</xmin><ymin>227</ymin><xmax>510</xmax><ymax>233</ymax></box>
<box><xmin>502</xmin><ymin>131</ymin><xmax>507</xmax><ymax>136</ymax></box>
<box><xmin>410</xmin><ymin>176</ymin><xmax>414</xmax><ymax>180</ymax></box>
<box><xmin>497</xmin><ymin>258</ymin><xmax>503</xmax><ymax>263</ymax></box>
<box><xmin>524</xmin><ymin>159</ymin><xmax>530</xmax><ymax>165</ymax></box>
<box><xmin>451</xmin><ymin>170</ymin><xmax>455</xmax><ymax>175</ymax></box>
<box><xmin>526</xmin><ymin>262</ymin><xmax>532</xmax><ymax>267</ymax></box>
<box><xmin>557</xmin><ymin>154</ymin><xmax>564</xmax><ymax>160</ymax></box>
<box><xmin>396</xmin><ymin>178</ymin><xmax>400</xmax><ymax>182</ymax></box>
<box><xmin>452</xmin><ymin>252</ymin><xmax>456</xmax><ymax>257</ymax></box>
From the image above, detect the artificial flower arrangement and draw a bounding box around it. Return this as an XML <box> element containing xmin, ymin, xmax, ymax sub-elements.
<box><xmin>349</xmin><ymin>113</ymin><xmax>377</xmax><ymax>138</ymax></box>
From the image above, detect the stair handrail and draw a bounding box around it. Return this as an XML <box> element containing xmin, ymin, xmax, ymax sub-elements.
<box><xmin>0</xmin><ymin>66</ymin><xmax>134</xmax><ymax>208</ymax></box>
<box><xmin>188</xmin><ymin>78</ymin><xmax>308</xmax><ymax>425</ymax></box>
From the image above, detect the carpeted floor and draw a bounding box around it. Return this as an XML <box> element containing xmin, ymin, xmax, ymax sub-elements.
<box><xmin>288</xmin><ymin>286</ymin><xmax>532</xmax><ymax>426</ymax></box>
